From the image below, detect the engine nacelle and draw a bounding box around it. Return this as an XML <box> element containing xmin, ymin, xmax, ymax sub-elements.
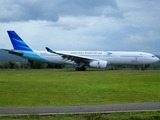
<box><xmin>89</xmin><ymin>61</ymin><xmax>107</xmax><ymax>68</ymax></box>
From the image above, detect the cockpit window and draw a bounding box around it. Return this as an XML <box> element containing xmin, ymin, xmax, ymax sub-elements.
<box><xmin>152</xmin><ymin>56</ymin><xmax>155</xmax><ymax>57</ymax></box>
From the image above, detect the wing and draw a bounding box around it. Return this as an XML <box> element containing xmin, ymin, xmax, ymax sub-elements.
<box><xmin>46</xmin><ymin>47</ymin><xmax>98</xmax><ymax>63</ymax></box>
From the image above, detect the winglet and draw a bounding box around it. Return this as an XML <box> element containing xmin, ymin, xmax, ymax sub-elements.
<box><xmin>45</xmin><ymin>47</ymin><xmax>56</xmax><ymax>53</ymax></box>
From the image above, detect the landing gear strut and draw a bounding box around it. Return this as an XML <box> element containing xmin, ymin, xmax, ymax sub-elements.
<box><xmin>141</xmin><ymin>65</ymin><xmax>145</xmax><ymax>71</ymax></box>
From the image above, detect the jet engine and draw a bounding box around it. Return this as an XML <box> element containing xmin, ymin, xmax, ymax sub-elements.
<box><xmin>89</xmin><ymin>61</ymin><xmax>107</xmax><ymax>68</ymax></box>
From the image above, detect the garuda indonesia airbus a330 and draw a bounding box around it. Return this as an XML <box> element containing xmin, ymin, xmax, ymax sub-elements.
<box><xmin>2</xmin><ymin>31</ymin><xmax>159</xmax><ymax>71</ymax></box>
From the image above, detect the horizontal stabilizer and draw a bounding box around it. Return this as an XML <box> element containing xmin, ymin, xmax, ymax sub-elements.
<box><xmin>2</xmin><ymin>49</ymin><xmax>23</xmax><ymax>56</ymax></box>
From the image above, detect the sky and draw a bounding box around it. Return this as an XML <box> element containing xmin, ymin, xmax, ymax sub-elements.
<box><xmin>0</xmin><ymin>0</ymin><xmax>160</xmax><ymax>54</ymax></box>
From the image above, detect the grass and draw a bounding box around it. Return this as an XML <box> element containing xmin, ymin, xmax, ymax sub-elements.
<box><xmin>0</xmin><ymin>71</ymin><xmax>160</xmax><ymax>107</ymax></box>
<box><xmin>0</xmin><ymin>111</ymin><xmax>160</xmax><ymax>120</ymax></box>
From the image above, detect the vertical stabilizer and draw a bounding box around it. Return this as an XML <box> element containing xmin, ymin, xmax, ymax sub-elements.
<box><xmin>7</xmin><ymin>31</ymin><xmax>33</xmax><ymax>51</ymax></box>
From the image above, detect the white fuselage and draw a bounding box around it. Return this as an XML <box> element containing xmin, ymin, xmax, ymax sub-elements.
<box><xmin>23</xmin><ymin>50</ymin><xmax>159</xmax><ymax>66</ymax></box>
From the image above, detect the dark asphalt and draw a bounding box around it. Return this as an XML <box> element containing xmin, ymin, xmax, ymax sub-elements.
<box><xmin>0</xmin><ymin>103</ymin><xmax>160</xmax><ymax>115</ymax></box>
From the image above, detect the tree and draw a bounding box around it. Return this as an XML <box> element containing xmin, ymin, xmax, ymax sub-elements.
<box><xmin>47</xmin><ymin>64</ymin><xmax>65</xmax><ymax>69</ymax></box>
<box><xmin>3</xmin><ymin>61</ymin><xmax>17</xmax><ymax>69</ymax></box>
<box><xmin>28</xmin><ymin>60</ymin><xmax>47</xmax><ymax>69</ymax></box>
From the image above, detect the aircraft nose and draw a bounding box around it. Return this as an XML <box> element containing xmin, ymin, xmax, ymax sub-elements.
<box><xmin>155</xmin><ymin>57</ymin><xmax>160</xmax><ymax>62</ymax></box>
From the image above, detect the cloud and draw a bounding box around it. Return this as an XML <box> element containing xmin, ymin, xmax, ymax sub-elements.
<box><xmin>0</xmin><ymin>0</ymin><xmax>119</xmax><ymax>22</ymax></box>
<box><xmin>0</xmin><ymin>0</ymin><xmax>160</xmax><ymax>54</ymax></box>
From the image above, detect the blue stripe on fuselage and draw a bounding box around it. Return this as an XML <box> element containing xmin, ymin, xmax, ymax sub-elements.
<box><xmin>22</xmin><ymin>51</ymin><xmax>54</xmax><ymax>64</ymax></box>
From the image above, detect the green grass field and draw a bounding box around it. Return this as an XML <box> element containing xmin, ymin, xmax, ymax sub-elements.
<box><xmin>0</xmin><ymin>71</ymin><xmax>160</xmax><ymax>107</ymax></box>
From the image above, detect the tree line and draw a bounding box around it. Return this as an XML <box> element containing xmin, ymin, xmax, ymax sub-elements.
<box><xmin>0</xmin><ymin>60</ymin><xmax>159</xmax><ymax>70</ymax></box>
<box><xmin>0</xmin><ymin>60</ymin><xmax>65</xmax><ymax>69</ymax></box>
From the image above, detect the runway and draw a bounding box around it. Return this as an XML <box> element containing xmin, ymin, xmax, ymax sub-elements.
<box><xmin>0</xmin><ymin>69</ymin><xmax>160</xmax><ymax>73</ymax></box>
<box><xmin>0</xmin><ymin>103</ymin><xmax>160</xmax><ymax>116</ymax></box>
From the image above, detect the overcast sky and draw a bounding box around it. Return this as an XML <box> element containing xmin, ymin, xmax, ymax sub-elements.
<box><xmin>0</xmin><ymin>0</ymin><xmax>160</xmax><ymax>54</ymax></box>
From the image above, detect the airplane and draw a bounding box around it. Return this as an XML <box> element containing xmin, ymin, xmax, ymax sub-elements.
<box><xmin>2</xmin><ymin>31</ymin><xmax>159</xmax><ymax>71</ymax></box>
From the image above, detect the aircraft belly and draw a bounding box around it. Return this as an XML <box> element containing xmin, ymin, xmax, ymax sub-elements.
<box><xmin>106</xmin><ymin>57</ymin><xmax>142</xmax><ymax>65</ymax></box>
<box><xmin>23</xmin><ymin>52</ymin><xmax>51</xmax><ymax>63</ymax></box>
<box><xmin>42</xmin><ymin>55</ymin><xmax>75</xmax><ymax>65</ymax></box>
<box><xmin>44</xmin><ymin>56</ymin><xmax>65</xmax><ymax>64</ymax></box>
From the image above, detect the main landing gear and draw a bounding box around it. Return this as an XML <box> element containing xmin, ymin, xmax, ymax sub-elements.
<box><xmin>76</xmin><ymin>66</ymin><xmax>86</xmax><ymax>71</ymax></box>
<box><xmin>141</xmin><ymin>65</ymin><xmax>145</xmax><ymax>71</ymax></box>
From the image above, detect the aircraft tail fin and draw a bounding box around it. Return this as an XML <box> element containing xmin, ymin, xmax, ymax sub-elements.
<box><xmin>7</xmin><ymin>31</ymin><xmax>33</xmax><ymax>51</ymax></box>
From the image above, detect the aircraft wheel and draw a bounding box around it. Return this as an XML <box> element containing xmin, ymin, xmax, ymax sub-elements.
<box><xmin>76</xmin><ymin>67</ymin><xmax>86</xmax><ymax>71</ymax></box>
<box><xmin>83</xmin><ymin>67</ymin><xmax>86</xmax><ymax>71</ymax></box>
<box><xmin>81</xmin><ymin>67</ymin><xmax>86</xmax><ymax>71</ymax></box>
<box><xmin>76</xmin><ymin>67</ymin><xmax>80</xmax><ymax>71</ymax></box>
